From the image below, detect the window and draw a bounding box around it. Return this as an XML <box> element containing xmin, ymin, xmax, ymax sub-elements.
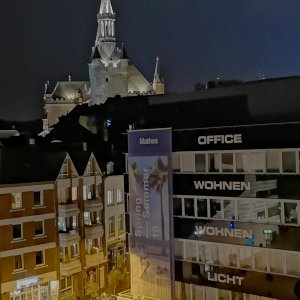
<box><xmin>86</xmin><ymin>160</ymin><xmax>93</xmax><ymax>175</ymax></box>
<box><xmin>109</xmin><ymin>216</ymin><xmax>115</xmax><ymax>236</ymax></box>
<box><xmin>86</xmin><ymin>186</ymin><xmax>92</xmax><ymax>200</ymax></box>
<box><xmin>36</xmin><ymin>250</ymin><xmax>45</xmax><ymax>266</ymax></box>
<box><xmin>284</xmin><ymin>202</ymin><xmax>298</xmax><ymax>224</ymax></box>
<box><xmin>35</xmin><ymin>221</ymin><xmax>44</xmax><ymax>236</ymax></box>
<box><xmin>286</xmin><ymin>252</ymin><xmax>300</xmax><ymax>276</ymax></box>
<box><xmin>267</xmin><ymin>200</ymin><xmax>281</xmax><ymax>223</ymax></box>
<box><xmin>173</xmin><ymin>197</ymin><xmax>182</xmax><ymax>216</ymax></box>
<box><xmin>236</xmin><ymin>152</ymin><xmax>265</xmax><ymax>173</ymax></box>
<box><xmin>197</xmin><ymin>199</ymin><xmax>208</xmax><ymax>218</ymax></box>
<box><xmin>116</xmin><ymin>189</ymin><xmax>123</xmax><ymax>203</ymax></box>
<box><xmin>223</xmin><ymin>199</ymin><xmax>236</xmax><ymax>220</ymax></box>
<box><xmin>210</xmin><ymin>199</ymin><xmax>222</xmax><ymax>219</ymax></box>
<box><xmin>58</xmin><ymin>217</ymin><xmax>67</xmax><ymax>232</ymax></box>
<box><xmin>13</xmin><ymin>224</ymin><xmax>22</xmax><ymax>240</ymax></box>
<box><xmin>181</xmin><ymin>153</ymin><xmax>194</xmax><ymax>173</ymax></box>
<box><xmin>70</xmin><ymin>243</ymin><xmax>79</xmax><ymax>258</ymax></box>
<box><xmin>58</xmin><ymin>161</ymin><xmax>68</xmax><ymax>178</ymax></box>
<box><xmin>267</xmin><ymin>151</ymin><xmax>280</xmax><ymax>173</ymax></box>
<box><xmin>195</xmin><ymin>154</ymin><xmax>206</xmax><ymax>173</ymax></box>
<box><xmin>118</xmin><ymin>214</ymin><xmax>124</xmax><ymax>232</ymax></box>
<box><xmin>12</xmin><ymin>193</ymin><xmax>22</xmax><ymax>210</ymax></box>
<box><xmin>72</xmin><ymin>187</ymin><xmax>78</xmax><ymax>201</ymax></box>
<box><xmin>269</xmin><ymin>250</ymin><xmax>284</xmax><ymax>274</ymax></box>
<box><xmin>34</xmin><ymin>191</ymin><xmax>43</xmax><ymax>207</ymax></box>
<box><xmin>107</xmin><ymin>191</ymin><xmax>113</xmax><ymax>205</ymax></box>
<box><xmin>282</xmin><ymin>151</ymin><xmax>296</xmax><ymax>173</ymax></box>
<box><xmin>221</xmin><ymin>153</ymin><xmax>233</xmax><ymax>172</ymax></box>
<box><xmin>172</xmin><ymin>153</ymin><xmax>181</xmax><ymax>172</ymax></box>
<box><xmin>253</xmin><ymin>248</ymin><xmax>267</xmax><ymax>271</ymax></box>
<box><xmin>84</xmin><ymin>212</ymin><xmax>92</xmax><ymax>226</ymax></box>
<box><xmin>14</xmin><ymin>255</ymin><xmax>24</xmax><ymax>271</ymax></box>
<box><xmin>184</xmin><ymin>198</ymin><xmax>195</xmax><ymax>217</ymax></box>
<box><xmin>208</xmin><ymin>153</ymin><xmax>220</xmax><ymax>172</ymax></box>
<box><xmin>60</xmin><ymin>276</ymin><xmax>72</xmax><ymax>292</ymax></box>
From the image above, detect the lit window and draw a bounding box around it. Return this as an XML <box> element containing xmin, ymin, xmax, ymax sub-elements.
<box><xmin>70</xmin><ymin>243</ymin><xmax>79</xmax><ymax>258</ymax></box>
<box><xmin>13</xmin><ymin>224</ymin><xmax>22</xmax><ymax>240</ymax></box>
<box><xmin>109</xmin><ymin>216</ymin><xmax>115</xmax><ymax>236</ymax></box>
<box><xmin>85</xmin><ymin>160</ymin><xmax>93</xmax><ymax>175</ymax></box>
<box><xmin>116</xmin><ymin>189</ymin><xmax>123</xmax><ymax>203</ymax></box>
<box><xmin>34</xmin><ymin>191</ymin><xmax>43</xmax><ymax>207</ymax></box>
<box><xmin>58</xmin><ymin>161</ymin><xmax>68</xmax><ymax>178</ymax></box>
<box><xmin>14</xmin><ymin>255</ymin><xmax>24</xmax><ymax>271</ymax></box>
<box><xmin>60</xmin><ymin>276</ymin><xmax>72</xmax><ymax>292</ymax></box>
<box><xmin>84</xmin><ymin>212</ymin><xmax>92</xmax><ymax>226</ymax></box>
<box><xmin>12</xmin><ymin>193</ymin><xmax>22</xmax><ymax>210</ymax></box>
<box><xmin>118</xmin><ymin>214</ymin><xmax>124</xmax><ymax>232</ymax></box>
<box><xmin>72</xmin><ymin>187</ymin><xmax>77</xmax><ymax>201</ymax></box>
<box><xmin>36</xmin><ymin>250</ymin><xmax>45</xmax><ymax>266</ymax></box>
<box><xmin>35</xmin><ymin>221</ymin><xmax>44</xmax><ymax>236</ymax></box>
<box><xmin>58</xmin><ymin>217</ymin><xmax>67</xmax><ymax>232</ymax></box>
<box><xmin>107</xmin><ymin>191</ymin><xmax>113</xmax><ymax>205</ymax></box>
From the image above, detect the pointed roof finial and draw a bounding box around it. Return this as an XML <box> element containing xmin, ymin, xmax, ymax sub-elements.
<box><xmin>153</xmin><ymin>56</ymin><xmax>161</xmax><ymax>86</ymax></box>
<box><xmin>68</xmin><ymin>75</ymin><xmax>72</xmax><ymax>82</ymax></box>
<box><xmin>99</xmin><ymin>0</ymin><xmax>114</xmax><ymax>15</ymax></box>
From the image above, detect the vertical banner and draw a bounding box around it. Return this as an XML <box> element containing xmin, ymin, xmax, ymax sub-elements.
<box><xmin>128</xmin><ymin>128</ymin><xmax>174</xmax><ymax>300</ymax></box>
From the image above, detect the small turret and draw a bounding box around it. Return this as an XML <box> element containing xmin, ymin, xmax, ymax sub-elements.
<box><xmin>153</xmin><ymin>57</ymin><xmax>165</xmax><ymax>95</ymax></box>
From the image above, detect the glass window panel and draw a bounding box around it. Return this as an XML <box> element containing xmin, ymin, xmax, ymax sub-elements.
<box><xmin>195</xmin><ymin>154</ymin><xmax>206</xmax><ymax>173</ymax></box>
<box><xmin>267</xmin><ymin>151</ymin><xmax>280</xmax><ymax>173</ymax></box>
<box><xmin>173</xmin><ymin>197</ymin><xmax>182</xmax><ymax>216</ymax></box>
<box><xmin>282</xmin><ymin>151</ymin><xmax>296</xmax><ymax>173</ymax></box>
<box><xmin>253</xmin><ymin>248</ymin><xmax>267</xmax><ymax>271</ymax></box>
<box><xmin>286</xmin><ymin>252</ymin><xmax>300</xmax><ymax>276</ymax></box>
<box><xmin>239</xmin><ymin>247</ymin><xmax>252</xmax><ymax>269</ymax></box>
<box><xmin>184</xmin><ymin>198</ymin><xmax>195</xmax><ymax>217</ymax></box>
<box><xmin>284</xmin><ymin>202</ymin><xmax>298</xmax><ymax>224</ymax></box>
<box><xmin>221</xmin><ymin>153</ymin><xmax>233</xmax><ymax>172</ymax></box>
<box><xmin>210</xmin><ymin>199</ymin><xmax>222</xmax><ymax>219</ymax></box>
<box><xmin>35</xmin><ymin>221</ymin><xmax>43</xmax><ymax>236</ymax></box>
<box><xmin>13</xmin><ymin>224</ymin><xmax>22</xmax><ymax>239</ymax></box>
<box><xmin>219</xmin><ymin>244</ymin><xmax>238</xmax><ymax>268</ymax></box>
<box><xmin>237</xmin><ymin>199</ymin><xmax>252</xmax><ymax>221</ymax></box>
<box><xmin>182</xmin><ymin>153</ymin><xmax>194</xmax><ymax>173</ymax></box>
<box><xmin>34</xmin><ymin>191</ymin><xmax>42</xmax><ymax>206</ymax></box>
<box><xmin>269</xmin><ymin>250</ymin><xmax>284</xmax><ymax>274</ymax></box>
<box><xmin>205</xmin><ymin>244</ymin><xmax>219</xmax><ymax>265</ymax></box>
<box><xmin>267</xmin><ymin>200</ymin><xmax>281</xmax><ymax>223</ymax></box>
<box><xmin>198</xmin><ymin>243</ymin><xmax>206</xmax><ymax>263</ymax></box>
<box><xmin>208</xmin><ymin>153</ymin><xmax>220</xmax><ymax>172</ymax></box>
<box><xmin>236</xmin><ymin>152</ymin><xmax>265</xmax><ymax>173</ymax></box>
<box><xmin>175</xmin><ymin>240</ymin><xmax>184</xmax><ymax>260</ymax></box>
<box><xmin>15</xmin><ymin>255</ymin><xmax>23</xmax><ymax>270</ymax></box>
<box><xmin>252</xmin><ymin>199</ymin><xmax>266</xmax><ymax>222</ymax></box>
<box><xmin>172</xmin><ymin>153</ymin><xmax>180</xmax><ymax>172</ymax></box>
<box><xmin>231</xmin><ymin>291</ymin><xmax>244</xmax><ymax>300</ymax></box>
<box><xmin>186</xmin><ymin>241</ymin><xmax>197</xmax><ymax>262</ymax></box>
<box><xmin>223</xmin><ymin>199</ymin><xmax>236</xmax><ymax>220</ymax></box>
<box><xmin>36</xmin><ymin>251</ymin><xmax>44</xmax><ymax>266</ymax></box>
<box><xmin>219</xmin><ymin>289</ymin><xmax>231</xmax><ymax>300</ymax></box>
<box><xmin>197</xmin><ymin>199</ymin><xmax>208</xmax><ymax>218</ymax></box>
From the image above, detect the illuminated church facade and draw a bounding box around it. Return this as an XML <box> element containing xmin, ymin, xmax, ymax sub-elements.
<box><xmin>43</xmin><ymin>0</ymin><xmax>164</xmax><ymax>129</ymax></box>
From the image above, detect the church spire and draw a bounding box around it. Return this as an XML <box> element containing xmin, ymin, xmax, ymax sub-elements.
<box><xmin>96</xmin><ymin>0</ymin><xmax>116</xmax><ymax>45</ymax></box>
<box><xmin>153</xmin><ymin>57</ymin><xmax>165</xmax><ymax>95</ymax></box>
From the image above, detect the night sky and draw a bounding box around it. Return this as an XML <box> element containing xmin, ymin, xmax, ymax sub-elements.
<box><xmin>1</xmin><ymin>0</ymin><xmax>300</xmax><ymax>121</ymax></box>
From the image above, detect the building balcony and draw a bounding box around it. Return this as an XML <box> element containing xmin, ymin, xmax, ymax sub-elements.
<box><xmin>60</xmin><ymin>258</ymin><xmax>81</xmax><ymax>277</ymax></box>
<box><xmin>84</xmin><ymin>197</ymin><xmax>103</xmax><ymax>212</ymax></box>
<box><xmin>58</xmin><ymin>203</ymin><xmax>79</xmax><ymax>218</ymax></box>
<box><xmin>85</xmin><ymin>223</ymin><xmax>104</xmax><ymax>239</ymax></box>
<box><xmin>59</xmin><ymin>229</ymin><xmax>80</xmax><ymax>246</ymax></box>
<box><xmin>85</xmin><ymin>249</ymin><xmax>105</xmax><ymax>268</ymax></box>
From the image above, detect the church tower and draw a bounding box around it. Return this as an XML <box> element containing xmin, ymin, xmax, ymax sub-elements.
<box><xmin>89</xmin><ymin>0</ymin><xmax>129</xmax><ymax>105</ymax></box>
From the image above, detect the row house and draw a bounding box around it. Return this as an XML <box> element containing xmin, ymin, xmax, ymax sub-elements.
<box><xmin>0</xmin><ymin>146</ymin><xmax>126</xmax><ymax>300</ymax></box>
